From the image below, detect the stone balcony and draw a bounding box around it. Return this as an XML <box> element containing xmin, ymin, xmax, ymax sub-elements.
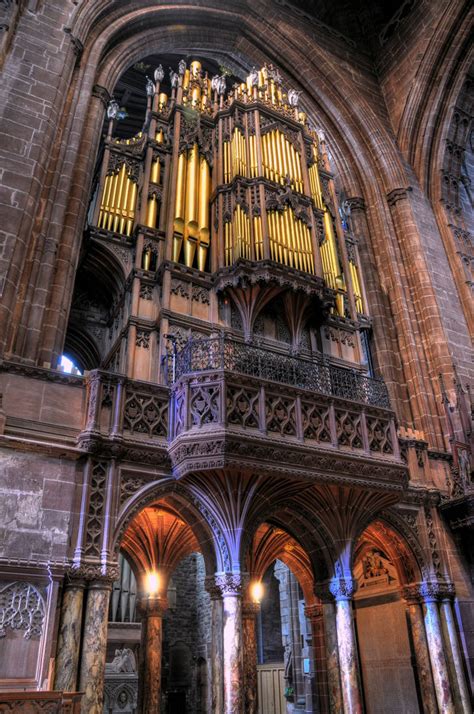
<box><xmin>0</xmin><ymin>344</ymin><xmax>407</xmax><ymax>491</ymax></box>
<box><xmin>167</xmin><ymin>337</ymin><xmax>407</xmax><ymax>491</ymax></box>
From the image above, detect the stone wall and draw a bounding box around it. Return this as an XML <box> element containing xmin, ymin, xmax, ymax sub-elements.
<box><xmin>163</xmin><ymin>553</ymin><xmax>211</xmax><ymax>713</ymax></box>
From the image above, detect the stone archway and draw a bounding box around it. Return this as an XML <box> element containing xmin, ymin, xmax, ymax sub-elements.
<box><xmin>353</xmin><ymin>519</ymin><xmax>424</xmax><ymax>714</ymax></box>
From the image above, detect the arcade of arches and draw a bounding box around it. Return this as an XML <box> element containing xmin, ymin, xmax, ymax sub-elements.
<box><xmin>0</xmin><ymin>1</ymin><xmax>473</xmax><ymax>713</ymax></box>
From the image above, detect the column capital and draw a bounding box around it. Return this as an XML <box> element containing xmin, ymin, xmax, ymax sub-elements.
<box><xmin>304</xmin><ymin>604</ymin><xmax>323</xmax><ymax>621</ymax></box>
<box><xmin>242</xmin><ymin>601</ymin><xmax>260</xmax><ymax>618</ymax></box>
<box><xmin>315</xmin><ymin>577</ymin><xmax>357</xmax><ymax>602</ymax></box>
<box><xmin>345</xmin><ymin>196</ymin><xmax>366</xmax><ymax>212</ymax></box>
<box><xmin>329</xmin><ymin>577</ymin><xmax>357</xmax><ymax>601</ymax></box>
<box><xmin>67</xmin><ymin>560</ymin><xmax>119</xmax><ymax>587</ymax></box>
<box><xmin>386</xmin><ymin>186</ymin><xmax>413</xmax><ymax>207</ymax></box>
<box><xmin>206</xmin><ymin>572</ymin><xmax>247</xmax><ymax>598</ymax></box>
<box><xmin>402</xmin><ymin>581</ymin><xmax>455</xmax><ymax>604</ymax></box>
<box><xmin>137</xmin><ymin>594</ymin><xmax>168</xmax><ymax>617</ymax></box>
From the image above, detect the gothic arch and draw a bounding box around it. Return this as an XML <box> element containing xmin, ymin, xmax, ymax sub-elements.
<box><xmin>241</xmin><ymin>501</ymin><xmax>336</xmax><ymax>584</ymax></box>
<box><xmin>355</xmin><ymin>510</ymin><xmax>428</xmax><ymax>585</ymax></box>
<box><xmin>113</xmin><ymin>480</ymin><xmax>225</xmax><ymax>576</ymax></box>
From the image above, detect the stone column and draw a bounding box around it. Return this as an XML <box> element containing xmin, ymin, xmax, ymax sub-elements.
<box><xmin>402</xmin><ymin>585</ymin><xmax>438</xmax><ymax>714</ymax></box>
<box><xmin>78</xmin><ymin>578</ymin><xmax>113</xmax><ymax>714</ymax></box>
<box><xmin>138</xmin><ymin>596</ymin><xmax>167</xmax><ymax>714</ymax></box>
<box><xmin>319</xmin><ymin>596</ymin><xmax>343</xmax><ymax>714</ymax></box>
<box><xmin>305</xmin><ymin>603</ymin><xmax>329</xmax><ymax>714</ymax></box>
<box><xmin>329</xmin><ymin>578</ymin><xmax>362</xmax><ymax>714</ymax></box>
<box><xmin>439</xmin><ymin>587</ymin><xmax>471</xmax><ymax>714</ymax></box>
<box><xmin>418</xmin><ymin>583</ymin><xmax>456</xmax><ymax>714</ymax></box>
<box><xmin>242</xmin><ymin>601</ymin><xmax>259</xmax><ymax>714</ymax></box>
<box><xmin>215</xmin><ymin>573</ymin><xmax>244</xmax><ymax>714</ymax></box>
<box><xmin>54</xmin><ymin>577</ymin><xmax>86</xmax><ymax>692</ymax></box>
<box><xmin>206</xmin><ymin>579</ymin><xmax>224</xmax><ymax>714</ymax></box>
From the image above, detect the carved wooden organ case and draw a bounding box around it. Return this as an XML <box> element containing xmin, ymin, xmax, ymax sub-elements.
<box><xmin>87</xmin><ymin>59</ymin><xmax>370</xmax><ymax>381</ymax></box>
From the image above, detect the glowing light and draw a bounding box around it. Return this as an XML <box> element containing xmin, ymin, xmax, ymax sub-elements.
<box><xmin>146</xmin><ymin>571</ymin><xmax>160</xmax><ymax>595</ymax></box>
<box><xmin>251</xmin><ymin>581</ymin><xmax>264</xmax><ymax>603</ymax></box>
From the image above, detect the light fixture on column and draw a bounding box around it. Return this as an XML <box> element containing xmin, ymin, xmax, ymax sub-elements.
<box><xmin>146</xmin><ymin>571</ymin><xmax>160</xmax><ymax>596</ymax></box>
<box><xmin>251</xmin><ymin>580</ymin><xmax>264</xmax><ymax>603</ymax></box>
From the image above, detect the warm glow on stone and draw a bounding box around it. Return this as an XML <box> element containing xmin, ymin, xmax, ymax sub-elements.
<box><xmin>251</xmin><ymin>581</ymin><xmax>264</xmax><ymax>603</ymax></box>
<box><xmin>146</xmin><ymin>571</ymin><xmax>160</xmax><ymax>595</ymax></box>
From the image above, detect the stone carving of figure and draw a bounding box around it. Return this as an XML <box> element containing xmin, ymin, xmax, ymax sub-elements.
<box><xmin>178</xmin><ymin>59</ymin><xmax>186</xmax><ymax>75</ymax></box>
<box><xmin>217</xmin><ymin>75</ymin><xmax>227</xmax><ymax>96</ymax></box>
<box><xmin>211</xmin><ymin>75</ymin><xmax>220</xmax><ymax>93</ymax></box>
<box><xmin>249</xmin><ymin>66</ymin><xmax>259</xmax><ymax>87</ymax></box>
<box><xmin>106</xmin><ymin>648</ymin><xmax>137</xmax><ymax>673</ymax></box>
<box><xmin>169</xmin><ymin>69</ymin><xmax>178</xmax><ymax>88</ymax></box>
<box><xmin>154</xmin><ymin>64</ymin><xmax>164</xmax><ymax>83</ymax></box>
<box><xmin>106</xmin><ymin>98</ymin><xmax>120</xmax><ymax>120</ymax></box>
<box><xmin>145</xmin><ymin>77</ymin><xmax>155</xmax><ymax>96</ymax></box>
<box><xmin>284</xmin><ymin>643</ymin><xmax>293</xmax><ymax>684</ymax></box>
<box><xmin>287</xmin><ymin>89</ymin><xmax>301</xmax><ymax>107</ymax></box>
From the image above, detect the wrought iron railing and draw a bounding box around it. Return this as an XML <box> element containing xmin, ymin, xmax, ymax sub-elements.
<box><xmin>164</xmin><ymin>336</ymin><xmax>390</xmax><ymax>409</ymax></box>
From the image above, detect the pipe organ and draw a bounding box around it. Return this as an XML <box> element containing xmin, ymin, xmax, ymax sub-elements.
<box><xmin>92</xmin><ymin>58</ymin><xmax>367</xmax><ymax>318</ymax></box>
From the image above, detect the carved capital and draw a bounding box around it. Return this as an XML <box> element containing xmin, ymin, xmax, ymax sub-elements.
<box><xmin>304</xmin><ymin>604</ymin><xmax>324</xmax><ymax>621</ymax></box>
<box><xmin>402</xmin><ymin>581</ymin><xmax>455</xmax><ymax>604</ymax></box>
<box><xmin>137</xmin><ymin>595</ymin><xmax>168</xmax><ymax>617</ymax></box>
<box><xmin>345</xmin><ymin>196</ymin><xmax>365</xmax><ymax>212</ymax></box>
<box><xmin>242</xmin><ymin>601</ymin><xmax>261</xmax><ymax>618</ymax></box>
<box><xmin>329</xmin><ymin>577</ymin><xmax>357</xmax><ymax>601</ymax></box>
<box><xmin>211</xmin><ymin>572</ymin><xmax>246</xmax><ymax>597</ymax></box>
<box><xmin>68</xmin><ymin>561</ymin><xmax>119</xmax><ymax>587</ymax></box>
<box><xmin>386</xmin><ymin>186</ymin><xmax>412</xmax><ymax>207</ymax></box>
<box><xmin>92</xmin><ymin>84</ymin><xmax>112</xmax><ymax>108</ymax></box>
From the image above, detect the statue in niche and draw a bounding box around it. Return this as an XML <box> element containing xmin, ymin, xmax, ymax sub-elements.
<box><xmin>284</xmin><ymin>643</ymin><xmax>293</xmax><ymax>683</ymax></box>
<box><xmin>106</xmin><ymin>647</ymin><xmax>136</xmax><ymax>673</ymax></box>
<box><xmin>362</xmin><ymin>549</ymin><xmax>389</xmax><ymax>579</ymax></box>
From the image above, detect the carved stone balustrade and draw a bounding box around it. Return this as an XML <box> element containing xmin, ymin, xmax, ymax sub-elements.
<box><xmin>77</xmin><ymin>370</ymin><xmax>170</xmax><ymax>466</ymax></box>
<box><xmin>168</xmin><ymin>338</ymin><xmax>407</xmax><ymax>490</ymax></box>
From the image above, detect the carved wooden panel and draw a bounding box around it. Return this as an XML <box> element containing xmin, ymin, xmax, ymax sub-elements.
<box><xmin>367</xmin><ymin>417</ymin><xmax>393</xmax><ymax>454</ymax></box>
<box><xmin>190</xmin><ymin>385</ymin><xmax>220</xmax><ymax>426</ymax></box>
<box><xmin>0</xmin><ymin>581</ymin><xmax>45</xmax><ymax>640</ymax></box>
<box><xmin>84</xmin><ymin>461</ymin><xmax>107</xmax><ymax>558</ymax></box>
<box><xmin>301</xmin><ymin>401</ymin><xmax>331</xmax><ymax>442</ymax></box>
<box><xmin>123</xmin><ymin>388</ymin><xmax>168</xmax><ymax>437</ymax></box>
<box><xmin>335</xmin><ymin>410</ymin><xmax>363</xmax><ymax>448</ymax></box>
<box><xmin>265</xmin><ymin>394</ymin><xmax>297</xmax><ymax>436</ymax></box>
<box><xmin>226</xmin><ymin>385</ymin><xmax>260</xmax><ymax>428</ymax></box>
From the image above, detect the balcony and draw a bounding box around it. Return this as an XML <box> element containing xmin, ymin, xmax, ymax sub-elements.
<box><xmin>168</xmin><ymin>337</ymin><xmax>407</xmax><ymax>490</ymax></box>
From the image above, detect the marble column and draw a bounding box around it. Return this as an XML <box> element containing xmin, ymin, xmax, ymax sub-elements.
<box><xmin>329</xmin><ymin>578</ymin><xmax>362</xmax><ymax>714</ymax></box>
<box><xmin>242</xmin><ymin>601</ymin><xmax>259</xmax><ymax>714</ymax></box>
<box><xmin>402</xmin><ymin>586</ymin><xmax>438</xmax><ymax>714</ymax></box>
<box><xmin>320</xmin><ymin>598</ymin><xmax>343</xmax><ymax>714</ymax></box>
<box><xmin>78</xmin><ymin>579</ymin><xmax>112</xmax><ymax>714</ymax></box>
<box><xmin>439</xmin><ymin>590</ymin><xmax>471</xmax><ymax>714</ymax></box>
<box><xmin>418</xmin><ymin>583</ymin><xmax>455</xmax><ymax>714</ymax></box>
<box><xmin>54</xmin><ymin>578</ymin><xmax>86</xmax><ymax>691</ymax></box>
<box><xmin>139</xmin><ymin>596</ymin><xmax>167</xmax><ymax>714</ymax></box>
<box><xmin>208</xmin><ymin>586</ymin><xmax>224</xmax><ymax>714</ymax></box>
<box><xmin>305</xmin><ymin>603</ymin><xmax>329</xmax><ymax>714</ymax></box>
<box><xmin>215</xmin><ymin>573</ymin><xmax>244</xmax><ymax>714</ymax></box>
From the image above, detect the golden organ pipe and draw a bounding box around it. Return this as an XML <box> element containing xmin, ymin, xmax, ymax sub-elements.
<box><xmin>151</xmin><ymin>158</ymin><xmax>160</xmax><ymax>184</ymax></box>
<box><xmin>184</xmin><ymin>143</ymin><xmax>199</xmax><ymax>267</ymax></box>
<box><xmin>111</xmin><ymin>167</ymin><xmax>123</xmax><ymax>232</ymax></box>
<box><xmin>198</xmin><ymin>157</ymin><xmax>210</xmax><ymax>269</ymax></box>
<box><xmin>99</xmin><ymin>175</ymin><xmax>110</xmax><ymax>227</ymax></box>
<box><xmin>106</xmin><ymin>172</ymin><xmax>117</xmax><ymax>231</ymax></box>
<box><xmin>174</xmin><ymin>152</ymin><xmax>187</xmax><ymax>235</ymax></box>
<box><xmin>119</xmin><ymin>174</ymin><xmax>130</xmax><ymax>234</ymax></box>
<box><xmin>126</xmin><ymin>181</ymin><xmax>137</xmax><ymax>235</ymax></box>
<box><xmin>146</xmin><ymin>195</ymin><xmax>157</xmax><ymax>229</ymax></box>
